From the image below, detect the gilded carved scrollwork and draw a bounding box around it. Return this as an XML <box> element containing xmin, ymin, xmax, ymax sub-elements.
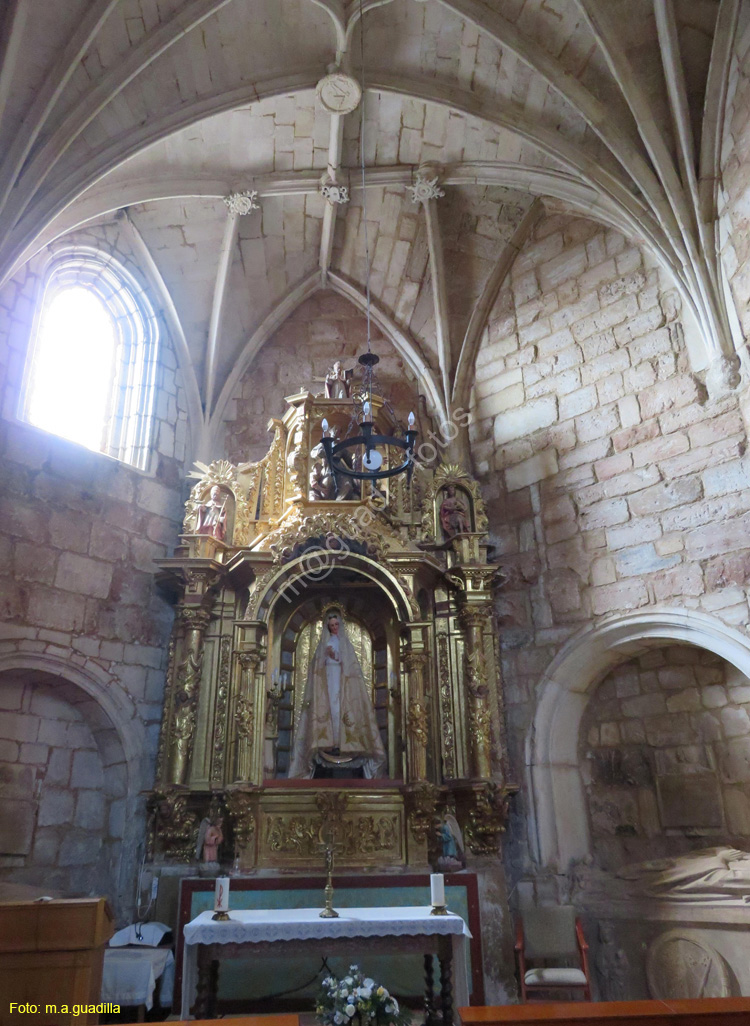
<box><xmin>148</xmin><ymin>789</ymin><xmax>198</xmax><ymax>862</ymax></box>
<box><xmin>405</xmin><ymin>781</ymin><xmax>441</xmax><ymax>844</ymax></box>
<box><xmin>437</xmin><ymin>632</ymin><xmax>456</xmax><ymax>778</ymax></box>
<box><xmin>407</xmin><ymin>697</ymin><xmax>429</xmax><ymax>748</ymax></box>
<box><xmin>235</xmin><ymin>648</ymin><xmax>263</xmax><ymax>780</ymax></box>
<box><xmin>211</xmin><ymin>636</ymin><xmax>232</xmax><ymax>781</ymax></box>
<box><xmin>403</xmin><ymin>649</ymin><xmax>429</xmax><ymax>782</ymax></box>
<box><xmin>166</xmin><ymin>607</ymin><xmax>211</xmax><ymax>786</ymax></box>
<box><xmin>235</xmin><ymin>696</ymin><xmax>255</xmax><ymax>741</ymax></box>
<box><xmin>226</xmin><ymin>789</ymin><xmax>258</xmax><ymax>860</ymax></box>
<box><xmin>265</xmin><ymin>812</ymin><xmax>399</xmax><ymax>860</ymax></box>
<box><xmin>268</xmin><ymin>509</ymin><xmax>389</xmax><ymax>565</ymax></box>
<box><xmin>463</xmin><ymin>782</ymin><xmax>510</xmax><ymax>856</ymax></box>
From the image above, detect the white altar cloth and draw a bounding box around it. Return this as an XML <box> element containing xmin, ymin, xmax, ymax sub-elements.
<box><xmin>102</xmin><ymin>947</ymin><xmax>175</xmax><ymax>1010</ymax></box>
<box><xmin>180</xmin><ymin>905</ymin><xmax>471</xmax><ymax>1019</ymax></box>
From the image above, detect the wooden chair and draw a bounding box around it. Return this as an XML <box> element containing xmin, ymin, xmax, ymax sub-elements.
<box><xmin>515</xmin><ymin>906</ymin><xmax>591</xmax><ymax>1003</ymax></box>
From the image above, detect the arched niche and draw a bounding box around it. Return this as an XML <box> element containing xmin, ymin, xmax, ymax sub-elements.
<box><xmin>527</xmin><ymin>608</ymin><xmax>750</xmax><ymax>871</ymax></box>
<box><xmin>251</xmin><ymin>548</ymin><xmax>418</xmax><ymax>625</ymax></box>
<box><xmin>267</xmin><ymin>588</ymin><xmax>396</xmax><ymax>779</ymax></box>
<box><xmin>0</xmin><ymin>645</ymin><xmax>148</xmax><ymax>914</ymax></box>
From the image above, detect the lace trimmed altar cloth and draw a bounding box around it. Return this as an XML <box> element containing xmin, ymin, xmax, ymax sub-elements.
<box><xmin>180</xmin><ymin>905</ymin><xmax>471</xmax><ymax>1018</ymax></box>
<box><xmin>101</xmin><ymin>947</ymin><xmax>175</xmax><ymax>1010</ymax></box>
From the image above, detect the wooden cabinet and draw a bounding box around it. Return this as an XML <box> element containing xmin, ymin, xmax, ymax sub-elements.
<box><xmin>0</xmin><ymin>898</ymin><xmax>113</xmax><ymax>1026</ymax></box>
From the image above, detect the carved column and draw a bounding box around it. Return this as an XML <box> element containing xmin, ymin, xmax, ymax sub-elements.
<box><xmin>235</xmin><ymin>651</ymin><xmax>260</xmax><ymax>781</ymax></box>
<box><xmin>166</xmin><ymin>606</ymin><xmax>212</xmax><ymax>786</ymax></box>
<box><xmin>403</xmin><ymin>624</ymin><xmax>431</xmax><ymax>783</ymax></box>
<box><xmin>233</xmin><ymin>621</ymin><xmax>267</xmax><ymax>784</ymax></box>
<box><xmin>459</xmin><ymin>604</ymin><xmax>493</xmax><ymax>780</ymax></box>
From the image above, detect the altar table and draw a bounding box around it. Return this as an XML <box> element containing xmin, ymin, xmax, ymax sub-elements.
<box><xmin>180</xmin><ymin>906</ymin><xmax>471</xmax><ymax>1022</ymax></box>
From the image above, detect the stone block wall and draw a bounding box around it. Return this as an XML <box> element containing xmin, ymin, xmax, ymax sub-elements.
<box><xmin>0</xmin><ymin>674</ymin><xmax>125</xmax><ymax>898</ymax></box>
<box><xmin>580</xmin><ymin>645</ymin><xmax>750</xmax><ymax>870</ymax></box>
<box><xmin>222</xmin><ymin>289</ymin><xmax>419</xmax><ymax>464</ymax></box>
<box><xmin>0</xmin><ymin>222</ymin><xmax>188</xmax><ymax>912</ymax></box>
<box><xmin>470</xmin><ymin>211</ymin><xmax>750</xmax><ymax>876</ymax></box>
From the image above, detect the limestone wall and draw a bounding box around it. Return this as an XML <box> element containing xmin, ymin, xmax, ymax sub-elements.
<box><xmin>470</xmin><ymin>211</ymin><xmax>750</xmax><ymax>874</ymax></box>
<box><xmin>580</xmin><ymin>645</ymin><xmax>750</xmax><ymax>870</ymax></box>
<box><xmin>222</xmin><ymin>289</ymin><xmax>419</xmax><ymax>464</ymax></box>
<box><xmin>0</xmin><ymin>222</ymin><xmax>187</xmax><ymax>913</ymax></box>
<box><xmin>0</xmin><ymin>673</ymin><xmax>126</xmax><ymax>899</ymax></box>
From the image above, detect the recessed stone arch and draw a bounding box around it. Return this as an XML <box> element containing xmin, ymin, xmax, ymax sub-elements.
<box><xmin>526</xmin><ymin>608</ymin><xmax>750</xmax><ymax>871</ymax></box>
<box><xmin>0</xmin><ymin>642</ymin><xmax>148</xmax><ymax>913</ymax></box>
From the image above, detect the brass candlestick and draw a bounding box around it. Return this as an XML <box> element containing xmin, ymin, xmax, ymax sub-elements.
<box><xmin>430</xmin><ymin>905</ymin><xmax>449</xmax><ymax>916</ymax></box>
<box><xmin>319</xmin><ymin>844</ymin><xmax>339</xmax><ymax>919</ymax></box>
<box><xmin>212</xmin><ymin>910</ymin><xmax>231</xmax><ymax>921</ymax></box>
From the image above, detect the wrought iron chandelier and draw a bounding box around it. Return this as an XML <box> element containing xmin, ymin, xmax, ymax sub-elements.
<box><xmin>319</xmin><ymin>2</ymin><xmax>418</xmax><ymax>486</ymax></box>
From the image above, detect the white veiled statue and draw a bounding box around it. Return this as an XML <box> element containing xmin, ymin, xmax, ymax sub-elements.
<box><xmin>288</xmin><ymin>609</ymin><xmax>386</xmax><ymax>779</ymax></box>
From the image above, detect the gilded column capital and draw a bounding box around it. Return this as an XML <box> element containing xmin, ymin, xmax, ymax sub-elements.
<box><xmin>237</xmin><ymin>650</ymin><xmax>262</xmax><ymax>672</ymax></box>
<box><xmin>403</xmin><ymin>650</ymin><xmax>429</xmax><ymax>672</ymax></box>
<box><xmin>179</xmin><ymin>606</ymin><xmax>212</xmax><ymax>632</ymax></box>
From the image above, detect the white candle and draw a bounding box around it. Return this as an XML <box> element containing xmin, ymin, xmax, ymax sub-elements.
<box><xmin>430</xmin><ymin>873</ymin><xmax>445</xmax><ymax>907</ymax></box>
<box><xmin>214</xmin><ymin>877</ymin><xmax>230</xmax><ymax>912</ymax></box>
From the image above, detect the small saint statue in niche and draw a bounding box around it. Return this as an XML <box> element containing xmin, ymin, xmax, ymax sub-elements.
<box><xmin>439</xmin><ymin>485</ymin><xmax>471</xmax><ymax>539</ymax></box>
<box><xmin>435</xmin><ymin>810</ymin><xmax>466</xmax><ymax>872</ymax></box>
<box><xmin>324</xmin><ymin>360</ymin><xmax>353</xmax><ymax>399</ymax></box>
<box><xmin>288</xmin><ymin>609</ymin><xmax>386</xmax><ymax>779</ymax></box>
<box><xmin>196</xmin><ymin>815</ymin><xmax>223</xmax><ymax>862</ymax></box>
<box><xmin>196</xmin><ymin>484</ymin><xmax>228</xmax><ymax>541</ymax></box>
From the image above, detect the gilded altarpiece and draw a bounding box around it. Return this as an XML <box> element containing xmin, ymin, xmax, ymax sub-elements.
<box><xmin>149</xmin><ymin>391</ymin><xmax>516</xmax><ymax>873</ymax></box>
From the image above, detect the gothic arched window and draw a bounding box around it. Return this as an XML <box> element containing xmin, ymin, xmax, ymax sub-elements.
<box><xmin>21</xmin><ymin>252</ymin><xmax>159</xmax><ymax>470</ymax></box>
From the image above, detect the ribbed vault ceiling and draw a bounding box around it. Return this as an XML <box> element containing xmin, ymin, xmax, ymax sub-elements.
<box><xmin>0</xmin><ymin>0</ymin><xmax>744</xmax><ymax>456</ymax></box>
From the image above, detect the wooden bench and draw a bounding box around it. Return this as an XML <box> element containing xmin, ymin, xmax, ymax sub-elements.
<box><xmin>119</xmin><ymin>1017</ymin><xmax>299</xmax><ymax>1026</ymax></box>
<box><xmin>459</xmin><ymin>997</ymin><xmax>750</xmax><ymax>1025</ymax></box>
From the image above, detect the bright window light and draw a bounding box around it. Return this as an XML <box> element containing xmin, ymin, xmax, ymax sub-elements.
<box><xmin>22</xmin><ymin>252</ymin><xmax>159</xmax><ymax>470</ymax></box>
<box><xmin>26</xmin><ymin>286</ymin><xmax>117</xmax><ymax>451</ymax></box>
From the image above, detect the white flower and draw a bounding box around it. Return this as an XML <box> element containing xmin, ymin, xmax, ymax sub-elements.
<box><xmin>345</xmin><ymin>1005</ymin><xmax>356</xmax><ymax>1018</ymax></box>
<box><xmin>349</xmin><ymin>965</ymin><xmax>358</xmax><ymax>972</ymax></box>
<box><xmin>334</xmin><ymin>1014</ymin><xmax>344</xmax><ymax>1024</ymax></box>
<box><xmin>364</xmin><ymin>978</ymin><xmax>374</xmax><ymax>989</ymax></box>
<box><xmin>339</xmin><ymin>988</ymin><xmax>349</xmax><ymax>998</ymax></box>
<box><xmin>344</xmin><ymin>976</ymin><xmax>354</xmax><ymax>986</ymax></box>
<box><xmin>360</xmin><ymin>988</ymin><xmax>372</xmax><ymax>1000</ymax></box>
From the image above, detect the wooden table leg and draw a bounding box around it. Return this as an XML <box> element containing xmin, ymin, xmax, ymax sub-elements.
<box><xmin>424</xmin><ymin>953</ymin><xmax>436</xmax><ymax>1026</ymax></box>
<box><xmin>438</xmin><ymin>936</ymin><xmax>453</xmax><ymax>1026</ymax></box>
<box><xmin>207</xmin><ymin>956</ymin><xmax>220</xmax><ymax>1019</ymax></box>
<box><xmin>194</xmin><ymin>945</ymin><xmax>220</xmax><ymax>1019</ymax></box>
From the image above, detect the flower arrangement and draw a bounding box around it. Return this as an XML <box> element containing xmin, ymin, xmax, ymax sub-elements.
<box><xmin>316</xmin><ymin>965</ymin><xmax>411</xmax><ymax>1026</ymax></box>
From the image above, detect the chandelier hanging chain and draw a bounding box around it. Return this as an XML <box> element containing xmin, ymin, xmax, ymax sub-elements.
<box><xmin>318</xmin><ymin>0</ymin><xmax>417</xmax><ymax>488</ymax></box>
<box><xmin>359</xmin><ymin>0</ymin><xmax>371</xmax><ymax>362</ymax></box>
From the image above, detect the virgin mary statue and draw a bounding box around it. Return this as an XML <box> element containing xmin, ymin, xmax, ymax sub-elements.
<box><xmin>288</xmin><ymin>610</ymin><xmax>387</xmax><ymax>779</ymax></box>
